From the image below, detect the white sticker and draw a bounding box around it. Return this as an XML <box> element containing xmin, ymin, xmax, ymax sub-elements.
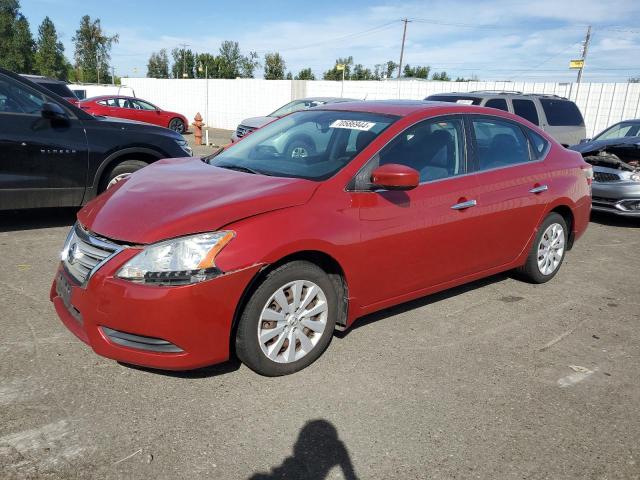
<box><xmin>455</xmin><ymin>99</ymin><xmax>474</xmax><ymax>105</ymax></box>
<box><xmin>329</xmin><ymin>119</ymin><xmax>376</xmax><ymax>131</ymax></box>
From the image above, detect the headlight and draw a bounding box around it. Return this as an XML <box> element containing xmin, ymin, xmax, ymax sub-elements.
<box><xmin>117</xmin><ymin>231</ymin><xmax>234</xmax><ymax>285</ymax></box>
<box><xmin>176</xmin><ymin>138</ymin><xmax>193</xmax><ymax>156</ymax></box>
<box><xmin>631</xmin><ymin>173</ymin><xmax>640</xmax><ymax>182</ymax></box>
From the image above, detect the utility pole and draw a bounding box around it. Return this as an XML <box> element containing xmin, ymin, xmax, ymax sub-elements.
<box><xmin>398</xmin><ymin>18</ymin><xmax>410</xmax><ymax>79</ymax></box>
<box><xmin>576</xmin><ymin>25</ymin><xmax>591</xmax><ymax>84</ymax></box>
<box><xmin>179</xmin><ymin>43</ymin><xmax>190</xmax><ymax>78</ymax></box>
<box><xmin>96</xmin><ymin>53</ymin><xmax>100</xmax><ymax>84</ymax></box>
<box><xmin>111</xmin><ymin>66</ymin><xmax>115</xmax><ymax>85</ymax></box>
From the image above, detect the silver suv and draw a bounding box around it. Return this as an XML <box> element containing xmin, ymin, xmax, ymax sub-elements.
<box><xmin>426</xmin><ymin>91</ymin><xmax>586</xmax><ymax>146</ymax></box>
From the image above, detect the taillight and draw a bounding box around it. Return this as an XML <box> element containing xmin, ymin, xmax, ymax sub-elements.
<box><xmin>581</xmin><ymin>165</ymin><xmax>593</xmax><ymax>186</ymax></box>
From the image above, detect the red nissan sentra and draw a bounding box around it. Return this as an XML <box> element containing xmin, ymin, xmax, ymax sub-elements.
<box><xmin>50</xmin><ymin>100</ymin><xmax>592</xmax><ymax>376</ymax></box>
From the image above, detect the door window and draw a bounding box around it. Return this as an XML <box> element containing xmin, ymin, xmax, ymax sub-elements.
<box><xmin>0</xmin><ymin>75</ymin><xmax>46</xmax><ymax>114</ymax></box>
<box><xmin>484</xmin><ymin>98</ymin><xmax>509</xmax><ymax>111</ymax></box>
<box><xmin>378</xmin><ymin>117</ymin><xmax>466</xmax><ymax>182</ymax></box>
<box><xmin>131</xmin><ymin>99</ymin><xmax>156</xmax><ymax>110</ymax></box>
<box><xmin>472</xmin><ymin>118</ymin><xmax>531</xmax><ymax>170</ymax></box>
<box><xmin>512</xmin><ymin>99</ymin><xmax>540</xmax><ymax>125</ymax></box>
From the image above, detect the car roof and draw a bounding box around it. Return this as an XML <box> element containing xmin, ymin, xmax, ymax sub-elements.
<box><xmin>427</xmin><ymin>91</ymin><xmax>572</xmax><ymax>101</ymax></box>
<box><xmin>20</xmin><ymin>74</ymin><xmax>68</xmax><ymax>85</ymax></box>
<box><xmin>299</xmin><ymin>97</ymin><xmax>358</xmax><ymax>103</ymax></box>
<box><xmin>314</xmin><ymin>99</ymin><xmax>477</xmax><ymax>116</ymax></box>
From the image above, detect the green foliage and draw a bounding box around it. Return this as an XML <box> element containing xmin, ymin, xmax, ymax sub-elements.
<box><xmin>73</xmin><ymin>15</ymin><xmax>119</xmax><ymax>83</ymax></box>
<box><xmin>0</xmin><ymin>0</ymin><xmax>35</xmax><ymax>73</ymax></box>
<box><xmin>240</xmin><ymin>51</ymin><xmax>260</xmax><ymax>78</ymax></box>
<box><xmin>171</xmin><ymin>48</ymin><xmax>195</xmax><ymax>78</ymax></box>
<box><xmin>264</xmin><ymin>52</ymin><xmax>286</xmax><ymax>80</ymax></box>
<box><xmin>147</xmin><ymin>49</ymin><xmax>169</xmax><ymax>78</ymax></box>
<box><xmin>403</xmin><ymin>64</ymin><xmax>430</xmax><ymax>79</ymax></box>
<box><xmin>385</xmin><ymin>60</ymin><xmax>398</xmax><ymax>79</ymax></box>
<box><xmin>286</xmin><ymin>71</ymin><xmax>292</xmax><ymax>80</ymax></box>
<box><xmin>352</xmin><ymin>63</ymin><xmax>374</xmax><ymax>80</ymax></box>
<box><xmin>323</xmin><ymin>56</ymin><xmax>353</xmax><ymax>80</ymax></box>
<box><xmin>432</xmin><ymin>71</ymin><xmax>451</xmax><ymax>81</ymax></box>
<box><xmin>194</xmin><ymin>53</ymin><xmax>218</xmax><ymax>78</ymax></box>
<box><xmin>34</xmin><ymin>17</ymin><xmax>67</xmax><ymax>80</ymax></box>
<box><xmin>294</xmin><ymin>68</ymin><xmax>315</xmax><ymax>80</ymax></box>
<box><xmin>217</xmin><ymin>40</ymin><xmax>243</xmax><ymax>78</ymax></box>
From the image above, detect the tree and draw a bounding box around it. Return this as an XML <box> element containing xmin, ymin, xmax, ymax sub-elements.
<box><xmin>432</xmin><ymin>71</ymin><xmax>451</xmax><ymax>81</ymax></box>
<box><xmin>34</xmin><ymin>17</ymin><xmax>67</xmax><ymax>79</ymax></box>
<box><xmin>385</xmin><ymin>60</ymin><xmax>398</xmax><ymax>79</ymax></box>
<box><xmin>218</xmin><ymin>40</ymin><xmax>243</xmax><ymax>78</ymax></box>
<box><xmin>171</xmin><ymin>48</ymin><xmax>195</xmax><ymax>78</ymax></box>
<box><xmin>323</xmin><ymin>56</ymin><xmax>353</xmax><ymax>80</ymax></box>
<box><xmin>629</xmin><ymin>76</ymin><xmax>640</xmax><ymax>83</ymax></box>
<box><xmin>0</xmin><ymin>0</ymin><xmax>35</xmax><ymax>73</ymax></box>
<box><xmin>264</xmin><ymin>52</ymin><xmax>286</xmax><ymax>80</ymax></box>
<box><xmin>73</xmin><ymin>15</ymin><xmax>118</xmax><ymax>83</ymax></box>
<box><xmin>286</xmin><ymin>71</ymin><xmax>292</xmax><ymax>80</ymax></box>
<box><xmin>147</xmin><ymin>49</ymin><xmax>169</xmax><ymax>78</ymax></box>
<box><xmin>240</xmin><ymin>51</ymin><xmax>259</xmax><ymax>78</ymax></box>
<box><xmin>195</xmin><ymin>53</ymin><xmax>219</xmax><ymax>78</ymax></box>
<box><xmin>295</xmin><ymin>68</ymin><xmax>315</xmax><ymax>80</ymax></box>
<box><xmin>352</xmin><ymin>63</ymin><xmax>374</xmax><ymax>80</ymax></box>
<box><xmin>403</xmin><ymin>64</ymin><xmax>430</xmax><ymax>79</ymax></box>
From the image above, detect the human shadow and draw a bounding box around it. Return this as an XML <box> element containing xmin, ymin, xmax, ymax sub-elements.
<box><xmin>249</xmin><ymin>419</ymin><xmax>358</xmax><ymax>480</ymax></box>
<box><xmin>0</xmin><ymin>207</ymin><xmax>77</xmax><ymax>232</ymax></box>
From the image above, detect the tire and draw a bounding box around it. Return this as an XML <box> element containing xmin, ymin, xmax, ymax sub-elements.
<box><xmin>99</xmin><ymin>160</ymin><xmax>148</xmax><ymax>193</ymax></box>
<box><xmin>284</xmin><ymin>137</ymin><xmax>314</xmax><ymax>159</ymax></box>
<box><xmin>515</xmin><ymin>212</ymin><xmax>568</xmax><ymax>284</ymax></box>
<box><xmin>235</xmin><ymin>261</ymin><xmax>338</xmax><ymax>376</ymax></box>
<box><xmin>169</xmin><ymin>118</ymin><xmax>185</xmax><ymax>133</ymax></box>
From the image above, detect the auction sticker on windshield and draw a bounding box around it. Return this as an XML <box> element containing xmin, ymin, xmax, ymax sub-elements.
<box><xmin>330</xmin><ymin>119</ymin><xmax>376</xmax><ymax>131</ymax></box>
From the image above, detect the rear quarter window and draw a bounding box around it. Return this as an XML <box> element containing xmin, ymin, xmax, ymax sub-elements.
<box><xmin>539</xmin><ymin>99</ymin><xmax>584</xmax><ymax>126</ymax></box>
<box><xmin>527</xmin><ymin>129</ymin><xmax>550</xmax><ymax>159</ymax></box>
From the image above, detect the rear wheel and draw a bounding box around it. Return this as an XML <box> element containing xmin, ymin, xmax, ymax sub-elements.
<box><xmin>515</xmin><ymin>212</ymin><xmax>568</xmax><ymax>283</ymax></box>
<box><xmin>235</xmin><ymin>261</ymin><xmax>337</xmax><ymax>376</ymax></box>
<box><xmin>99</xmin><ymin>160</ymin><xmax>148</xmax><ymax>192</ymax></box>
<box><xmin>169</xmin><ymin>118</ymin><xmax>185</xmax><ymax>133</ymax></box>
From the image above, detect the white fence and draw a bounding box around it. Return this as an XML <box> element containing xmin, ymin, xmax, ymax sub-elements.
<box><xmin>118</xmin><ymin>78</ymin><xmax>640</xmax><ymax>137</ymax></box>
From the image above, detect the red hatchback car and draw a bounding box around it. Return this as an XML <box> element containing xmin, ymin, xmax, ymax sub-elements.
<box><xmin>50</xmin><ymin>101</ymin><xmax>592</xmax><ymax>376</ymax></box>
<box><xmin>79</xmin><ymin>95</ymin><xmax>189</xmax><ymax>133</ymax></box>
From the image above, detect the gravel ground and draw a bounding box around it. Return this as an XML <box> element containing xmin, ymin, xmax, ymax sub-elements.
<box><xmin>0</xmin><ymin>204</ymin><xmax>638</xmax><ymax>479</ymax></box>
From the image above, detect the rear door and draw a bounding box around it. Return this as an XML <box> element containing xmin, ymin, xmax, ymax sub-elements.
<box><xmin>0</xmin><ymin>73</ymin><xmax>89</xmax><ymax>209</ymax></box>
<box><xmin>464</xmin><ymin>115</ymin><xmax>550</xmax><ymax>270</ymax></box>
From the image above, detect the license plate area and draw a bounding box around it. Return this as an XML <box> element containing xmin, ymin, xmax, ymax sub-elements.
<box><xmin>56</xmin><ymin>271</ymin><xmax>82</xmax><ymax>323</ymax></box>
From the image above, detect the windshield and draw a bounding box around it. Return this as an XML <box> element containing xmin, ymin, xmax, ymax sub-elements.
<box><xmin>594</xmin><ymin>122</ymin><xmax>640</xmax><ymax>141</ymax></box>
<box><xmin>209</xmin><ymin>110</ymin><xmax>397</xmax><ymax>181</ymax></box>
<box><xmin>269</xmin><ymin>99</ymin><xmax>330</xmax><ymax>117</ymax></box>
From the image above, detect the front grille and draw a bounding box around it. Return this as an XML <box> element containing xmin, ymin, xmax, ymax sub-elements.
<box><xmin>62</xmin><ymin>224</ymin><xmax>121</xmax><ymax>284</ymax></box>
<box><xmin>235</xmin><ymin>124</ymin><xmax>255</xmax><ymax>138</ymax></box>
<box><xmin>594</xmin><ymin>172</ymin><xmax>620</xmax><ymax>182</ymax></box>
<box><xmin>101</xmin><ymin>327</ymin><xmax>183</xmax><ymax>353</ymax></box>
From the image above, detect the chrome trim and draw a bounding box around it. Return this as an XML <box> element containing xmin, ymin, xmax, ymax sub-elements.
<box><xmin>451</xmin><ymin>199</ymin><xmax>477</xmax><ymax>210</ymax></box>
<box><xmin>529</xmin><ymin>184</ymin><xmax>549</xmax><ymax>194</ymax></box>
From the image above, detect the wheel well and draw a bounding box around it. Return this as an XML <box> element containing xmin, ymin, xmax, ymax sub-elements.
<box><xmin>97</xmin><ymin>152</ymin><xmax>157</xmax><ymax>188</ymax></box>
<box><xmin>229</xmin><ymin>250</ymin><xmax>349</xmax><ymax>357</ymax></box>
<box><xmin>550</xmin><ymin>205</ymin><xmax>575</xmax><ymax>249</ymax></box>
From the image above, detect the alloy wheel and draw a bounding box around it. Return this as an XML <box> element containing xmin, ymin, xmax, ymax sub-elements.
<box><xmin>106</xmin><ymin>173</ymin><xmax>130</xmax><ymax>189</ymax></box>
<box><xmin>537</xmin><ymin>223</ymin><xmax>565</xmax><ymax>275</ymax></box>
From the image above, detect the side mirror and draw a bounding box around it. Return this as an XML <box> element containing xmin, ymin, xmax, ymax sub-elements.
<box><xmin>41</xmin><ymin>102</ymin><xmax>68</xmax><ymax>121</ymax></box>
<box><xmin>370</xmin><ymin>163</ymin><xmax>419</xmax><ymax>191</ymax></box>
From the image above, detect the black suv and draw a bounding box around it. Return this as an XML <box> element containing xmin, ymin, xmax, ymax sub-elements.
<box><xmin>0</xmin><ymin>68</ymin><xmax>192</xmax><ymax>210</ymax></box>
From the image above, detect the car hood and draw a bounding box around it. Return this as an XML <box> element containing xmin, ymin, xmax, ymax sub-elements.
<box><xmin>240</xmin><ymin>116</ymin><xmax>274</xmax><ymax>129</ymax></box>
<box><xmin>570</xmin><ymin>136</ymin><xmax>640</xmax><ymax>154</ymax></box>
<box><xmin>78</xmin><ymin>157</ymin><xmax>319</xmax><ymax>244</ymax></box>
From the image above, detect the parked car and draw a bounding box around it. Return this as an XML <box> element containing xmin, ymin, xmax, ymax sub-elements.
<box><xmin>79</xmin><ymin>95</ymin><xmax>189</xmax><ymax>133</ymax></box>
<box><xmin>425</xmin><ymin>91</ymin><xmax>586</xmax><ymax>146</ymax></box>
<box><xmin>570</xmin><ymin>119</ymin><xmax>640</xmax><ymax>216</ymax></box>
<box><xmin>0</xmin><ymin>68</ymin><xmax>192</xmax><ymax>210</ymax></box>
<box><xmin>231</xmin><ymin>97</ymin><xmax>357</xmax><ymax>143</ymax></box>
<box><xmin>51</xmin><ymin>100</ymin><xmax>592</xmax><ymax>376</ymax></box>
<box><xmin>20</xmin><ymin>74</ymin><xmax>79</xmax><ymax>105</ymax></box>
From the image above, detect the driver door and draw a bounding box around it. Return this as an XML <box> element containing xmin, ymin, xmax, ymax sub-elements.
<box><xmin>0</xmin><ymin>73</ymin><xmax>88</xmax><ymax>209</ymax></box>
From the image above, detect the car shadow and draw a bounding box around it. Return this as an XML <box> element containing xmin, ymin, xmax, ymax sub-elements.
<box><xmin>118</xmin><ymin>358</ymin><xmax>242</xmax><ymax>378</ymax></box>
<box><xmin>338</xmin><ymin>272</ymin><xmax>510</xmax><ymax>336</ymax></box>
<box><xmin>590</xmin><ymin>211</ymin><xmax>640</xmax><ymax>228</ymax></box>
<box><xmin>248</xmin><ymin>419</ymin><xmax>359</xmax><ymax>480</ymax></box>
<box><xmin>0</xmin><ymin>208</ymin><xmax>78</xmax><ymax>233</ymax></box>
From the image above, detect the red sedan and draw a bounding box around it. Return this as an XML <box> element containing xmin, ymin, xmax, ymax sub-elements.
<box><xmin>79</xmin><ymin>95</ymin><xmax>189</xmax><ymax>133</ymax></box>
<box><xmin>50</xmin><ymin>101</ymin><xmax>592</xmax><ymax>376</ymax></box>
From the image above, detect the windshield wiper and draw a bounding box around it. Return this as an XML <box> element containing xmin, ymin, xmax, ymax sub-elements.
<box><xmin>215</xmin><ymin>164</ymin><xmax>268</xmax><ymax>175</ymax></box>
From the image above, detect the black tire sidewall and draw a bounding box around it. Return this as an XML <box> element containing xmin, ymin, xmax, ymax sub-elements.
<box><xmin>236</xmin><ymin>261</ymin><xmax>338</xmax><ymax>376</ymax></box>
<box><xmin>524</xmin><ymin>212</ymin><xmax>568</xmax><ymax>283</ymax></box>
<box><xmin>170</xmin><ymin>118</ymin><xmax>185</xmax><ymax>133</ymax></box>
<box><xmin>100</xmin><ymin>160</ymin><xmax>148</xmax><ymax>193</ymax></box>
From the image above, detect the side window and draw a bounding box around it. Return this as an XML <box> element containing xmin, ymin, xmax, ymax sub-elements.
<box><xmin>484</xmin><ymin>98</ymin><xmax>509</xmax><ymax>111</ymax></box>
<box><xmin>132</xmin><ymin>100</ymin><xmax>156</xmax><ymax>110</ymax></box>
<box><xmin>472</xmin><ymin>118</ymin><xmax>531</xmax><ymax>170</ymax></box>
<box><xmin>539</xmin><ymin>99</ymin><xmax>584</xmax><ymax>126</ymax></box>
<box><xmin>0</xmin><ymin>75</ymin><xmax>46</xmax><ymax>114</ymax></box>
<box><xmin>379</xmin><ymin>118</ymin><xmax>465</xmax><ymax>182</ymax></box>
<box><xmin>528</xmin><ymin>130</ymin><xmax>550</xmax><ymax>159</ymax></box>
<box><xmin>116</xmin><ymin>98</ymin><xmax>134</xmax><ymax>109</ymax></box>
<box><xmin>513</xmin><ymin>99</ymin><xmax>540</xmax><ymax>125</ymax></box>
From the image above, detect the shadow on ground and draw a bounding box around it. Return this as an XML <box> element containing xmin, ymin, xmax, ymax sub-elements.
<box><xmin>118</xmin><ymin>358</ymin><xmax>242</xmax><ymax>378</ymax></box>
<box><xmin>0</xmin><ymin>208</ymin><xmax>77</xmax><ymax>233</ymax></box>
<box><xmin>590</xmin><ymin>211</ymin><xmax>640</xmax><ymax>228</ymax></box>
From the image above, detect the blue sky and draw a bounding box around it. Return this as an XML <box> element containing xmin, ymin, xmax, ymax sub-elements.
<box><xmin>22</xmin><ymin>0</ymin><xmax>640</xmax><ymax>81</ymax></box>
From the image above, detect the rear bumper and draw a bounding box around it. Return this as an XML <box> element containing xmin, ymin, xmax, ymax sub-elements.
<box><xmin>50</xmin><ymin>258</ymin><xmax>261</xmax><ymax>370</ymax></box>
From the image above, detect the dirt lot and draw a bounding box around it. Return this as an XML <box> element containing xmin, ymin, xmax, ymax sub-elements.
<box><xmin>1</xmin><ymin>190</ymin><xmax>639</xmax><ymax>478</ymax></box>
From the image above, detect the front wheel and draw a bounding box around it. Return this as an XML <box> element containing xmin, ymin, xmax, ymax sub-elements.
<box><xmin>169</xmin><ymin>118</ymin><xmax>185</xmax><ymax>133</ymax></box>
<box><xmin>99</xmin><ymin>160</ymin><xmax>148</xmax><ymax>192</ymax></box>
<box><xmin>235</xmin><ymin>261</ymin><xmax>337</xmax><ymax>376</ymax></box>
<box><xmin>515</xmin><ymin>212</ymin><xmax>568</xmax><ymax>283</ymax></box>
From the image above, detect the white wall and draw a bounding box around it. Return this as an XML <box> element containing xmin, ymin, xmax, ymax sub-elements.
<box><xmin>120</xmin><ymin>77</ymin><xmax>640</xmax><ymax>137</ymax></box>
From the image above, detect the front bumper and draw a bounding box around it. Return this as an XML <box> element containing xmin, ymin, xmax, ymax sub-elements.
<box><xmin>592</xmin><ymin>181</ymin><xmax>640</xmax><ymax>216</ymax></box>
<box><xmin>50</xmin><ymin>252</ymin><xmax>261</xmax><ymax>370</ymax></box>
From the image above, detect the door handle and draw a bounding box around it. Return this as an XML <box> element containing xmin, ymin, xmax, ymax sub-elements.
<box><xmin>451</xmin><ymin>199</ymin><xmax>477</xmax><ymax>210</ymax></box>
<box><xmin>529</xmin><ymin>184</ymin><xmax>548</xmax><ymax>194</ymax></box>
